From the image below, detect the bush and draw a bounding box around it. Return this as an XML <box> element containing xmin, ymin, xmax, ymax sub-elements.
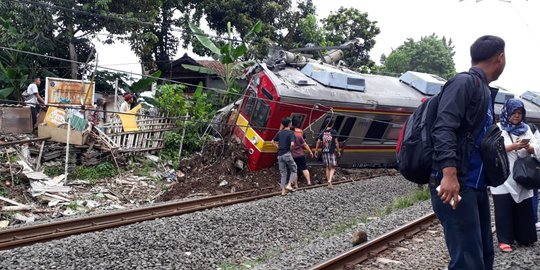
<box><xmin>156</xmin><ymin>84</ymin><xmax>216</xmax><ymax>160</ymax></box>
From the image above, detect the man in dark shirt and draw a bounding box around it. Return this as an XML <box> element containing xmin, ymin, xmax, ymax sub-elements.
<box><xmin>272</xmin><ymin>118</ymin><xmax>298</xmax><ymax>195</ymax></box>
<box><xmin>431</xmin><ymin>35</ymin><xmax>506</xmax><ymax>270</ymax></box>
<box><xmin>315</xmin><ymin>119</ymin><xmax>340</xmax><ymax>189</ymax></box>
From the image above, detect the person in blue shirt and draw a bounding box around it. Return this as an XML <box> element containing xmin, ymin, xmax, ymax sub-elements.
<box><xmin>431</xmin><ymin>35</ymin><xmax>506</xmax><ymax>270</ymax></box>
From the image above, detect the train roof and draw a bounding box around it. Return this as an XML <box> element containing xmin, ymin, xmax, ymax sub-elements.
<box><xmin>266</xmin><ymin>63</ymin><xmax>426</xmax><ymax>108</ymax></box>
<box><xmin>261</xmin><ymin>61</ymin><xmax>540</xmax><ymax>120</ymax></box>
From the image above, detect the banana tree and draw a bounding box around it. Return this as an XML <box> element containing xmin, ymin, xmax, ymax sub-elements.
<box><xmin>0</xmin><ymin>51</ymin><xmax>55</xmax><ymax>100</ymax></box>
<box><xmin>184</xmin><ymin>21</ymin><xmax>262</xmax><ymax>105</ymax></box>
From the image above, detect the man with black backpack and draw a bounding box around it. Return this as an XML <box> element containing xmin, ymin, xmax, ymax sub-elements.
<box><xmin>431</xmin><ymin>36</ymin><xmax>506</xmax><ymax>270</ymax></box>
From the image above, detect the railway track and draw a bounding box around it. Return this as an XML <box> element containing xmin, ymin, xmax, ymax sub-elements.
<box><xmin>0</xmin><ymin>174</ymin><xmax>389</xmax><ymax>250</ymax></box>
<box><xmin>309</xmin><ymin>213</ymin><xmax>437</xmax><ymax>270</ymax></box>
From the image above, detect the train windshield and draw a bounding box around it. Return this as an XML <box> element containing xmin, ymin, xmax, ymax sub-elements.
<box><xmin>251</xmin><ymin>100</ymin><xmax>270</xmax><ymax>129</ymax></box>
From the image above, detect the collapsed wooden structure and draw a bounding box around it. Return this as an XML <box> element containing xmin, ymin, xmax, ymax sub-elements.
<box><xmin>101</xmin><ymin>113</ymin><xmax>177</xmax><ymax>154</ymax></box>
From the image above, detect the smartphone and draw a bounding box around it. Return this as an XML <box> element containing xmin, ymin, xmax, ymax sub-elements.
<box><xmin>519</xmin><ymin>138</ymin><xmax>531</xmax><ymax>144</ymax></box>
<box><xmin>436</xmin><ymin>186</ymin><xmax>462</xmax><ymax>208</ymax></box>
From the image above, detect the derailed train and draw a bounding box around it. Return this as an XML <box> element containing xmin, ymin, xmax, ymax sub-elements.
<box><xmin>231</xmin><ymin>49</ymin><xmax>540</xmax><ymax>171</ymax></box>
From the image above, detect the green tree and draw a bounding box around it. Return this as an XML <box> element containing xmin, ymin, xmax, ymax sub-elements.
<box><xmin>383</xmin><ymin>34</ymin><xmax>456</xmax><ymax>79</ymax></box>
<box><xmin>284</xmin><ymin>14</ymin><xmax>326</xmax><ymax>50</ymax></box>
<box><xmin>184</xmin><ymin>0</ymin><xmax>291</xmax><ymax>59</ymax></box>
<box><xmin>281</xmin><ymin>0</ymin><xmax>325</xmax><ymax>50</ymax></box>
<box><xmin>322</xmin><ymin>7</ymin><xmax>380</xmax><ymax>68</ymax></box>
<box><xmin>185</xmin><ymin>21</ymin><xmax>262</xmax><ymax>105</ymax></box>
<box><xmin>0</xmin><ymin>5</ymin><xmax>57</xmax><ymax>99</ymax></box>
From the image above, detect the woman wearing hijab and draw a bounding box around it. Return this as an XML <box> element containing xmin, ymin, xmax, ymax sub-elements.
<box><xmin>492</xmin><ymin>98</ymin><xmax>538</xmax><ymax>252</ymax></box>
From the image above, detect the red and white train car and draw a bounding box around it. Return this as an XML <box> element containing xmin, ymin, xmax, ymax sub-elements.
<box><xmin>232</xmin><ymin>51</ymin><xmax>531</xmax><ymax>171</ymax></box>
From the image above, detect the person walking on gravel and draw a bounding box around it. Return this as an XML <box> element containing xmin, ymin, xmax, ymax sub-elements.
<box><xmin>291</xmin><ymin>118</ymin><xmax>314</xmax><ymax>188</ymax></box>
<box><xmin>431</xmin><ymin>35</ymin><xmax>506</xmax><ymax>270</ymax></box>
<box><xmin>315</xmin><ymin>119</ymin><xmax>340</xmax><ymax>189</ymax></box>
<box><xmin>272</xmin><ymin>117</ymin><xmax>297</xmax><ymax>195</ymax></box>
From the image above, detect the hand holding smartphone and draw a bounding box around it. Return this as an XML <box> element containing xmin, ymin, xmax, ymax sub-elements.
<box><xmin>436</xmin><ymin>185</ymin><xmax>461</xmax><ymax>208</ymax></box>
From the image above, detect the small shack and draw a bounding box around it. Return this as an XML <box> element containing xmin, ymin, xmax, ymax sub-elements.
<box><xmin>160</xmin><ymin>53</ymin><xmax>247</xmax><ymax>93</ymax></box>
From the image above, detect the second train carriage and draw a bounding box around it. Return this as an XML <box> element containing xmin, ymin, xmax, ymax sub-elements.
<box><xmin>232</xmin><ymin>50</ymin><xmax>540</xmax><ymax>171</ymax></box>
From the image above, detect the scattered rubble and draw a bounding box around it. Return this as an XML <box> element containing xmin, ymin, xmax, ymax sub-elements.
<box><xmin>1</xmin><ymin>132</ymin><xmax>399</xmax><ymax>229</ymax></box>
<box><xmin>0</xmin><ymin>133</ymin><xmax>173</xmax><ymax>228</ymax></box>
<box><xmin>159</xmin><ymin>139</ymin><xmax>400</xmax><ymax>201</ymax></box>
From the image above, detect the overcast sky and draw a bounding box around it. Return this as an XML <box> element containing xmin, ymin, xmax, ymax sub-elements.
<box><xmin>94</xmin><ymin>0</ymin><xmax>539</xmax><ymax>94</ymax></box>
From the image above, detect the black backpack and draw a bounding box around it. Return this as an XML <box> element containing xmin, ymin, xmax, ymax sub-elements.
<box><xmin>396</xmin><ymin>72</ymin><xmax>491</xmax><ymax>184</ymax></box>
<box><xmin>396</xmin><ymin>95</ymin><xmax>440</xmax><ymax>184</ymax></box>
<box><xmin>479</xmin><ymin>125</ymin><xmax>510</xmax><ymax>187</ymax></box>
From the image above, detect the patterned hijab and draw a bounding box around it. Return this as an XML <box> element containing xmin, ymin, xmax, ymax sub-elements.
<box><xmin>500</xmin><ymin>98</ymin><xmax>528</xmax><ymax>136</ymax></box>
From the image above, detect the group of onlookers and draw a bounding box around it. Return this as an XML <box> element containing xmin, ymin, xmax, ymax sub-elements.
<box><xmin>272</xmin><ymin>117</ymin><xmax>340</xmax><ymax>195</ymax></box>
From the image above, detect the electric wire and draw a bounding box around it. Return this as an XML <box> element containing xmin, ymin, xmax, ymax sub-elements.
<box><xmin>13</xmin><ymin>0</ymin><xmax>244</xmax><ymax>43</ymax></box>
<box><xmin>0</xmin><ymin>98</ymin><xmax>398</xmax><ymax>143</ymax></box>
<box><xmin>0</xmin><ymin>45</ymin><xmax>410</xmax><ymax>128</ymax></box>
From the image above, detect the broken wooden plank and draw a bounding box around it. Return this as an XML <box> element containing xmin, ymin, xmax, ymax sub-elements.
<box><xmin>0</xmin><ymin>137</ymin><xmax>51</xmax><ymax>147</ymax></box>
<box><xmin>1</xmin><ymin>205</ymin><xmax>32</xmax><ymax>211</ymax></box>
<box><xmin>0</xmin><ymin>196</ymin><xmax>27</xmax><ymax>207</ymax></box>
<box><xmin>30</xmin><ymin>182</ymin><xmax>72</xmax><ymax>193</ymax></box>
<box><xmin>35</xmin><ymin>140</ymin><xmax>46</xmax><ymax>171</ymax></box>
<box><xmin>42</xmin><ymin>192</ymin><xmax>71</xmax><ymax>202</ymax></box>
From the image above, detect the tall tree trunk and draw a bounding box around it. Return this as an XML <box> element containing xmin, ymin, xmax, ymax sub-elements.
<box><xmin>67</xmin><ymin>25</ymin><xmax>78</xmax><ymax>80</ymax></box>
<box><xmin>69</xmin><ymin>41</ymin><xmax>78</xmax><ymax>79</ymax></box>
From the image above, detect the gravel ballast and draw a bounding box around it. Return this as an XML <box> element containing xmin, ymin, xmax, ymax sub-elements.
<box><xmin>2</xmin><ymin>173</ymin><xmax>537</xmax><ymax>270</ymax></box>
<box><xmin>0</xmin><ymin>175</ymin><xmax>421</xmax><ymax>270</ymax></box>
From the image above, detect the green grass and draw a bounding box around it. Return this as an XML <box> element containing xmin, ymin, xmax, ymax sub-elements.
<box><xmin>67</xmin><ymin>201</ymin><xmax>78</xmax><ymax>210</ymax></box>
<box><xmin>71</xmin><ymin>162</ymin><xmax>117</xmax><ymax>182</ymax></box>
<box><xmin>44</xmin><ymin>166</ymin><xmax>64</xmax><ymax>177</ymax></box>
<box><xmin>45</xmin><ymin>162</ymin><xmax>117</xmax><ymax>184</ymax></box>
<box><xmin>322</xmin><ymin>217</ymin><xmax>361</xmax><ymax>238</ymax></box>
<box><xmin>218</xmin><ymin>246</ymin><xmax>284</xmax><ymax>270</ymax></box>
<box><xmin>135</xmin><ymin>160</ymin><xmax>155</xmax><ymax>177</ymax></box>
<box><xmin>378</xmin><ymin>186</ymin><xmax>430</xmax><ymax>217</ymax></box>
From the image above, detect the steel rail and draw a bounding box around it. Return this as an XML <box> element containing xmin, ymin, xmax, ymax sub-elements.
<box><xmin>0</xmin><ymin>171</ymin><xmax>394</xmax><ymax>250</ymax></box>
<box><xmin>0</xmin><ymin>188</ymin><xmax>271</xmax><ymax>250</ymax></box>
<box><xmin>309</xmin><ymin>213</ymin><xmax>437</xmax><ymax>270</ymax></box>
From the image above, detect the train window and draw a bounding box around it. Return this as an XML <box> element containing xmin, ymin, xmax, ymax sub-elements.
<box><xmin>242</xmin><ymin>90</ymin><xmax>257</xmax><ymax>117</ymax></box>
<box><xmin>333</xmin><ymin>116</ymin><xmax>345</xmax><ymax>132</ymax></box>
<box><xmin>251</xmin><ymin>100</ymin><xmax>270</xmax><ymax>129</ymax></box>
<box><xmin>261</xmin><ymin>87</ymin><xmax>274</xmax><ymax>100</ymax></box>
<box><xmin>291</xmin><ymin>114</ymin><xmax>306</xmax><ymax>127</ymax></box>
<box><xmin>364</xmin><ymin>119</ymin><xmax>391</xmax><ymax>142</ymax></box>
<box><xmin>319</xmin><ymin>116</ymin><xmax>331</xmax><ymax>132</ymax></box>
<box><xmin>386</xmin><ymin>123</ymin><xmax>402</xmax><ymax>141</ymax></box>
<box><xmin>338</xmin><ymin>117</ymin><xmax>356</xmax><ymax>142</ymax></box>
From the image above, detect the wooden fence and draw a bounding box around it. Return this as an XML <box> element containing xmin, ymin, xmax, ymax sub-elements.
<box><xmin>101</xmin><ymin>113</ymin><xmax>177</xmax><ymax>154</ymax></box>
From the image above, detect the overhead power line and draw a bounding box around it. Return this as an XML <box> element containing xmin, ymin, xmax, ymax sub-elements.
<box><xmin>0</xmin><ymin>45</ymin><xmax>407</xmax><ymax>127</ymax></box>
<box><xmin>13</xmin><ymin>0</ymin><xmax>243</xmax><ymax>42</ymax></box>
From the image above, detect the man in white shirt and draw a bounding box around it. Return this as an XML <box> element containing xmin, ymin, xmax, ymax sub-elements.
<box><xmin>23</xmin><ymin>76</ymin><xmax>45</xmax><ymax>127</ymax></box>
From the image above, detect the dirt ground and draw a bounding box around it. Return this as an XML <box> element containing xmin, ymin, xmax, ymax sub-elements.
<box><xmin>159</xmin><ymin>140</ymin><xmax>399</xmax><ymax>201</ymax></box>
<box><xmin>0</xmin><ymin>137</ymin><xmax>398</xmax><ymax>227</ymax></box>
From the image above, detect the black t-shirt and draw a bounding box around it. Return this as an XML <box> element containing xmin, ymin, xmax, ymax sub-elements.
<box><xmin>273</xmin><ymin>129</ymin><xmax>295</xmax><ymax>156</ymax></box>
<box><xmin>318</xmin><ymin>129</ymin><xmax>338</xmax><ymax>153</ymax></box>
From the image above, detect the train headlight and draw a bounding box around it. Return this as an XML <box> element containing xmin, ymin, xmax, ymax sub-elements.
<box><xmin>251</xmin><ymin>136</ymin><xmax>258</xmax><ymax>145</ymax></box>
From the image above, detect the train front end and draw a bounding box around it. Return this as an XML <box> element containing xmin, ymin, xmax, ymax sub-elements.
<box><xmin>233</xmin><ymin>70</ymin><xmax>281</xmax><ymax>171</ymax></box>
